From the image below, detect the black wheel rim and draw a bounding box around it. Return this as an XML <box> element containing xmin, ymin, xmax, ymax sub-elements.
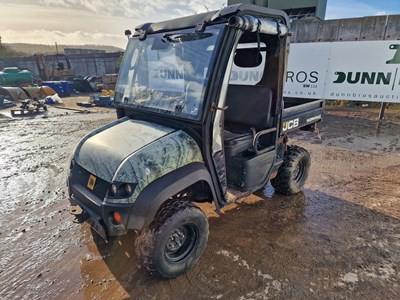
<box><xmin>164</xmin><ymin>224</ymin><xmax>198</xmax><ymax>263</ymax></box>
<box><xmin>293</xmin><ymin>160</ymin><xmax>305</xmax><ymax>182</ymax></box>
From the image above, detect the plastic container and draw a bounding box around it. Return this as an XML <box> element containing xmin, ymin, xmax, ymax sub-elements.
<box><xmin>41</xmin><ymin>81</ymin><xmax>75</xmax><ymax>97</ymax></box>
<box><xmin>0</xmin><ymin>67</ymin><xmax>34</xmax><ymax>86</ymax></box>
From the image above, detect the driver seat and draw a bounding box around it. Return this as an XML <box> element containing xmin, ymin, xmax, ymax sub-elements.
<box><xmin>224</xmin><ymin>85</ymin><xmax>273</xmax><ymax>157</ymax></box>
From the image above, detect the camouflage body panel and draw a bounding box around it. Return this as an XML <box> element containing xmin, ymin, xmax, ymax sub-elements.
<box><xmin>73</xmin><ymin>117</ymin><xmax>203</xmax><ymax>204</ymax></box>
<box><xmin>74</xmin><ymin>119</ymin><xmax>174</xmax><ymax>182</ymax></box>
<box><xmin>108</xmin><ymin>130</ymin><xmax>203</xmax><ymax>204</ymax></box>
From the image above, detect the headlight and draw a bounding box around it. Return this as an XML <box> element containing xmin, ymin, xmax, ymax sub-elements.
<box><xmin>124</xmin><ymin>183</ymin><xmax>133</xmax><ymax>195</ymax></box>
<box><xmin>110</xmin><ymin>183</ymin><xmax>118</xmax><ymax>196</ymax></box>
<box><xmin>108</xmin><ymin>182</ymin><xmax>136</xmax><ymax>198</ymax></box>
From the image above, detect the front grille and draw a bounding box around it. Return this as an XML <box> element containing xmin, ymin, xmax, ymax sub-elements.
<box><xmin>71</xmin><ymin>163</ymin><xmax>110</xmax><ymax>201</ymax></box>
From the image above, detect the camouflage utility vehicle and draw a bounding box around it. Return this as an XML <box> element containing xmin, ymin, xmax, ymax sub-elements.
<box><xmin>68</xmin><ymin>4</ymin><xmax>324</xmax><ymax>279</ymax></box>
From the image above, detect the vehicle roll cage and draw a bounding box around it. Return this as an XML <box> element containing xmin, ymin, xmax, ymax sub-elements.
<box><xmin>132</xmin><ymin>3</ymin><xmax>290</xmax><ymax>40</ymax></box>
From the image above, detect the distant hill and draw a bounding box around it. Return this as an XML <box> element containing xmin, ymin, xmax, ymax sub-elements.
<box><xmin>0</xmin><ymin>44</ymin><xmax>25</xmax><ymax>57</ymax></box>
<box><xmin>4</xmin><ymin>43</ymin><xmax>124</xmax><ymax>56</ymax></box>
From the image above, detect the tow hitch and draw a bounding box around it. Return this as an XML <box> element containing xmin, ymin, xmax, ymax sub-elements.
<box><xmin>69</xmin><ymin>205</ymin><xmax>88</xmax><ymax>223</ymax></box>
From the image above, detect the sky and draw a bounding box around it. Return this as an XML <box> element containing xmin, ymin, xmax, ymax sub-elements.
<box><xmin>0</xmin><ymin>0</ymin><xmax>399</xmax><ymax>49</ymax></box>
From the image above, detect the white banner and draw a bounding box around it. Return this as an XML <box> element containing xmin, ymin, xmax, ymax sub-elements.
<box><xmin>284</xmin><ymin>41</ymin><xmax>400</xmax><ymax>103</ymax></box>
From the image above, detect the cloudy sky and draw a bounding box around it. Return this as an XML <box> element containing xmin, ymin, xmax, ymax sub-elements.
<box><xmin>1</xmin><ymin>0</ymin><xmax>399</xmax><ymax>49</ymax></box>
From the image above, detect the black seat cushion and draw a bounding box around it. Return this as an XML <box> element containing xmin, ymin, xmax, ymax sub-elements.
<box><xmin>224</xmin><ymin>130</ymin><xmax>253</xmax><ymax>157</ymax></box>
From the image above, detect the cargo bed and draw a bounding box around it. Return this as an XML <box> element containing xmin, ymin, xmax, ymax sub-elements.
<box><xmin>282</xmin><ymin>98</ymin><xmax>324</xmax><ymax>133</ymax></box>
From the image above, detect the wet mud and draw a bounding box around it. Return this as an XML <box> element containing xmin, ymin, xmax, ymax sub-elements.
<box><xmin>0</xmin><ymin>107</ymin><xmax>399</xmax><ymax>299</ymax></box>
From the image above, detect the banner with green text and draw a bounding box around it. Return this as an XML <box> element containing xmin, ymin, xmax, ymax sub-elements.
<box><xmin>284</xmin><ymin>41</ymin><xmax>400</xmax><ymax>103</ymax></box>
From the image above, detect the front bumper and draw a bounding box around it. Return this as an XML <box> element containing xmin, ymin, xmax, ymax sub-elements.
<box><xmin>68</xmin><ymin>167</ymin><xmax>134</xmax><ymax>237</ymax></box>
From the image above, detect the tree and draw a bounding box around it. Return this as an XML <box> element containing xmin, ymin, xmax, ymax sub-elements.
<box><xmin>0</xmin><ymin>36</ymin><xmax>24</xmax><ymax>57</ymax></box>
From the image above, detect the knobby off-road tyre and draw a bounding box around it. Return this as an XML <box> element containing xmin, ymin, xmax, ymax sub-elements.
<box><xmin>135</xmin><ymin>200</ymin><xmax>209</xmax><ymax>279</ymax></box>
<box><xmin>271</xmin><ymin>145</ymin><xmax>311</xmax><ymax>195</ymax></box>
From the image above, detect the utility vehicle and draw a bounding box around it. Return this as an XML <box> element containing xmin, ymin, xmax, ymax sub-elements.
<box><xmin>68</xmin><ymin>4</ymin><xmax>323</xmax><ymax>279</ymax></box>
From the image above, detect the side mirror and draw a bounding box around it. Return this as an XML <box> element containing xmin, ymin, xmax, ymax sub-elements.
<box><xmin>125</xmin><ymin>29</ymin><xmax>132</xmax><ymax>38</ymax></box>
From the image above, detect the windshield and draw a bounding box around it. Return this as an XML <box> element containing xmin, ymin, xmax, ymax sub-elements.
<box><xmin>115</xmin><ymin>25</ymin><xmax>224</xmax><ymax>120</ymax></box>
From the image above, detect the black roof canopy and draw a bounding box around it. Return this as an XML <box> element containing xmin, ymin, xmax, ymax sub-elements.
<box><xmin>134</xmin><ymin>4</ymin><xmax>289</xmax><ymax>36</ymax></box>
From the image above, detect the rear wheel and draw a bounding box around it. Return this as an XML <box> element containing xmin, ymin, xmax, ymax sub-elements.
<box><xmin>271</xmin><ymin>145</ymin><xmax>311</xmax><ymax>195</ymax></box>
<box><xmin>136</xmin><ymin>200</ymin><xmax>209</xmax><ymax>279</ymax></box>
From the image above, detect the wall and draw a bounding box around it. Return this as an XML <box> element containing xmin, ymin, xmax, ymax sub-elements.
<box><xmin>291</xmin><ymin>15</ymin><xmax>400</xmax><ymax>43</ymax></box>
<box><xmin>64</xmin><ymin>48</ymin><xmax>106</xmax><ymax>56</ymax></box>
<box><xmin>0</xmin><ymin>52</ymin><xmax>123</xmax><ymax>78</ymax></box>
<box><xmin>67</xmin><ymin>52</ymin><xmax>122</xmax><ymax>77</ymax></box>
<box><xmin>0</xmin><ymin>56</ymin><xmax>39</xmax><ymax>76</ymax></box>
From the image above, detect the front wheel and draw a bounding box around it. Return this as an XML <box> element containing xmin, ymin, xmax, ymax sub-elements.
<box><xmin>271</xmin><ymin>145</ymin><xmax>311</xmax><ymax>195</ymax></box>
<box><xmin>136</xmin><ymin>200</ymin><xmax>209</xmax><ymax>279</ymax></box>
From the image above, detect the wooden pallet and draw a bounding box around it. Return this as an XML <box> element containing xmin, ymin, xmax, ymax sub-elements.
<box><xmin>11</xmin><ymin>107</ymin><xmax>46</xmax><ymax>117</ymax></box>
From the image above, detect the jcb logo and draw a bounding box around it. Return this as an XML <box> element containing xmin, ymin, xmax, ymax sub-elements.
<box><xmin>283</xmin><ymin>118</ymin><xmax>299</xmax><ymax>132</ymax></box>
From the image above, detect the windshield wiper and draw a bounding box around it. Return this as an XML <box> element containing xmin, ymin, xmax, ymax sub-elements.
<box><xmin>163</xmin><ymin>32</ymin><xmax>212</xmax><ymax>43</ymax></box>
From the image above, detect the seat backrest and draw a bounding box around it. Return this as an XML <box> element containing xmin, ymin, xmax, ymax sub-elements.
<box><xmin>225</xmin><ymin>85</ymin><xmax>273</xmax><ymax>131</ymax></box>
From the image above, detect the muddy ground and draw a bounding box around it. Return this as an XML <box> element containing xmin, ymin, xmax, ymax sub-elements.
<box><xmin>0</xmin><ymin>103</ymin><xmax>399</xmax><ymax>299</ymax></box>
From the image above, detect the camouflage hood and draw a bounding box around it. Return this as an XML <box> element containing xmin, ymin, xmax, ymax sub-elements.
<box><xmin>74</xmin><ymin>119</ymin><xmax>175</xmax><ymax>182</ymax></box>
<box><xmin>74</xmin><ymin>118</ymin><xmax>204</xmax><ymax>203</ymax></box>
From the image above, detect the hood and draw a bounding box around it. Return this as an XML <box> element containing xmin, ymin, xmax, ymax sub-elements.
<box><xmin>75</xmin><ymin>119</ymin><xmax>175</xmax><ymax>182</ymax></box>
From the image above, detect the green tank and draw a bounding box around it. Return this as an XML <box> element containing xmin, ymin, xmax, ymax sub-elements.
<box><xmin>0</xmin><ymin>67</ymin><xmax>34</xmax><ymax>86</ymax></box>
